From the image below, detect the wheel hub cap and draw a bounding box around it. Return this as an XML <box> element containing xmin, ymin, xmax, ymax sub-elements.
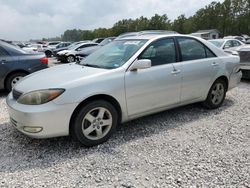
<box><xmin>82</xmin><ymin>107</ymin><xmax>112</xmax><ymax>141</ymax></box>
<box><xmin>211</xmin><ymin>83</ymin><xmax>224</xmax><ymax>105</ymax></box>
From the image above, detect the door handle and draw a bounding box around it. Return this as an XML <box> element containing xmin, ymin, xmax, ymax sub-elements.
<box><xmin>212</xmin><ymin>62</ymin><xmax>219</xmax><ymax>66</ymax></box>
<box><xmin>1</xmin><ymin>60</ymin><xmax>6</xmax><ymax>64</ymax></box>
<box><xmin>171</xmin><ymin>69</ymin><xmax>181</xmax><ymax>75</ymax></box>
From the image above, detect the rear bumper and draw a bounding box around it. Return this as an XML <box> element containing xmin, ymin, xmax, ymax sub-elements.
<box><xmin>30</xmin><ymin>64</ymin><xmax>48</xmax><ymax>73</ymax></box>
<box><xmin>228</xmin><ymin>71</ymin><xmax>242</xmax><ymax>90</ymax></box>
<box><xmin>239</xmin><ymin>63</ymin><xmax>250</xmax><ymax>79</ymax></box>
<box><xmin>240</xmin><ymin>63</ymin><xmax>250</xmax><ymax>71</ymax></box>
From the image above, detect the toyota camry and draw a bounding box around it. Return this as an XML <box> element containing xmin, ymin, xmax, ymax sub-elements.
<box><xmin>7</xmin><ymin>33</ymin><xmax>242</xmax><ymax>146</ymax></box>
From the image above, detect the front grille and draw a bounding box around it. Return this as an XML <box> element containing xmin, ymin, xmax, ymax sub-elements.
<box><xmin>12</xmin><ymin>89</ymin><xmax>23</xmax><ymax>100</ymax></box>
<box><xmin>10</xmin><ymin>117</ymin><xmax>18</xmax><ymax>127</ymax></box>
<box><xmin>239</xmin><ymin>51</ymin><xmax>250</xmax><ymax>63</ymax></box>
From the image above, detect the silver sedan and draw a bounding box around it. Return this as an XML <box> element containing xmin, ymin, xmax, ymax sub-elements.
<box><xmin>7</xmin><ymin>34</ymin><xmax>242</xmax><ymax>146</ymax></box>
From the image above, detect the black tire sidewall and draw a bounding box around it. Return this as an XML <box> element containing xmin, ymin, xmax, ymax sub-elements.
<box><xmin>71</xmin><ymin>100</ymin><xmax>118</xmax><ymax>147</ymax></box>
<box><xmin>6</xmin><ymin>72</ymin><xmax>27</xmax><ymax>92</ymax></box>
<box><xmin>204</xmin><ymin>79</ymin><xmax>227</xmax><ymax>109</ymax></box>
<box><xmin>45</xmin><ymin>51</ymin><xmax>52</xmax><ymax>57</ymax></box>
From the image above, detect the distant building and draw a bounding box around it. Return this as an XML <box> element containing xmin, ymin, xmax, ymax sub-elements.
<box><xmin>191</xmin><ymin>29</ymin><xmax>220</xmax><ymax>40</ymax></box>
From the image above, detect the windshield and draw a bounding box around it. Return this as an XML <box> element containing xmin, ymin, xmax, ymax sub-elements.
<box><xmin>79</xmin><ymin>39</ymin><xmax>147</xmax><ymax>69</ymax></box>
<box><xmin>209</xmin><ymin>40</ymin><xmax>225</xmax><ymax>48</ymax></box>
<box><xmin>68</xmin><ymin>43</ymin><xmax>83</xmax><ymax>50</ymax></box>
<box><xmin>3</xmin><ymin>42</ymin><xmax>28</xmax><ymax>54</ymax></box>
<box><xmin>99</xmin><ymin>38</ymin><xmax>114</xmax><ymax>46</ymax></box>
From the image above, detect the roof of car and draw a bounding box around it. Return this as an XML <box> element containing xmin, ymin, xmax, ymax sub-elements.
<box><xmin>117</xmin><ymin>33</ymin><xmax>207</xmax><ymax>41</ymax></box>
<box><xmin>209</xmin><ymin>39</ymin><xmax>226</xmax><ymax>41</ymax></box>
<box><xmin>116</xmin><ymin>31</ymin><xmax>179</xmax><ymax>40</ymax></box>
<box><xmin>209</xmin><ymin>38</ymin><xmax>243</xmax><ymax>43</ymax></box>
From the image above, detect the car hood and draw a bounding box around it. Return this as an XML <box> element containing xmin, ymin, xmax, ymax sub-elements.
<box><xmin>57</xmin><ymin>50</ymin><xmax>70</xmax><ymax>55</ymax></box>
<box><xmin>14</xmin><ymin>63</ymin><xmax>108</xmax><ymax>93</ymax></box>
<box><xmin>76</xmin><ymin>46</ymin><xmax>101</xmax><ymax>56</ymax></box>
<box><xmin>53</xmin><ymin>47</ymin><xmax>67</xmax><ymax>52</ymax></box>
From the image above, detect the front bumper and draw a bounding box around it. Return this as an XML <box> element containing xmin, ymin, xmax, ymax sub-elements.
<box><xmin>6</xmin><ymin>93</ymin><xmax>78</xmax><ymax>139</ymax></box>
<box><xmin>56</xmin><ymin>55</ymin><xmax>67</xmax><ymax>62</ymax></box>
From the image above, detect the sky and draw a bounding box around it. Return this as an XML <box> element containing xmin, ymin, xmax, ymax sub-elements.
<box><xmin>0</xmin><ymin>0</ymin><xmax>223</xmax><ymax>41</ymax></box>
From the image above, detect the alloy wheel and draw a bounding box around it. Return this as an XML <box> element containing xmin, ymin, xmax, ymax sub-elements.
<box><xmin>211</xmin><ymin>83</ymin><xmax>224</xmax><ymax>105</ymax></box>
<box><xmin>67</xmin><ymin>56</ymin><xmax>75</xmax><ymax>63</ymax></box>
<box><xmin>82</xmin><ymin>107</ymin><xmax>113</xmax><ymax>141</ymax></box>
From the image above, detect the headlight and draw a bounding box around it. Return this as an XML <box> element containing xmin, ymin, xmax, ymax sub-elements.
<box><xmin>17</xmin><ymin>89</ymin><xmax>65</xmax><ymax>105</ymax></box>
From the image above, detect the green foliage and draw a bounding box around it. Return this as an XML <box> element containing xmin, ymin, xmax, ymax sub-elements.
<box><xmin>60</xmin><ymin>0</ymin><xmax>250</xmax><ymax>41</ymax></box>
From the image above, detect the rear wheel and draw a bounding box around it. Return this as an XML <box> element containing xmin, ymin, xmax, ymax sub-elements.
<box><xmin>71</xmin><ymin>100</ymin><xmax>118</xmax><ymax>147</ymax></box>
<box><xmin>45</xmin><ymin>50</ymin><xmax>52</xmax><ymax>57</ymax></box>
<box><xmin>203</xmin><ymin>79</ymin><xmax>227</xmax><ymax>109</ymax></box>
<box><xmin>6</xmin><ymin>72</ymin><xmax>27</xmax><ymax>92</ymax></box>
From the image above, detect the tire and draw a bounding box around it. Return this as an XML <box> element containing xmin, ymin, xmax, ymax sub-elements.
<box><xmin>71</xmin><ymin>100</ymin><xmax>118</xmax><ymax>147</ymax></box>
<box><xmin>203</xmin><ymin>79</ymin><xmax>227</xmax><ymax>109</ymax></box>
<box><xmin>5</xmin><ymin>72</ymin><xmax>27</xmax><ymax>92</ymax></box>
<box><xmin>67</xmin><ymin>55</ymin><xmax>75</xmax><ymax>63</ymax></box>
<box><xmin>45</xmin><ymin>51</ymin><xmax>52</xmax><ymax>58</ymax></box>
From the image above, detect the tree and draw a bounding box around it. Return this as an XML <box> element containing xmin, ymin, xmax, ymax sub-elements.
<box><xmin>59</xmin><ymin>0</ymin><xmax>250</xmax><ymax>41</ymax></box>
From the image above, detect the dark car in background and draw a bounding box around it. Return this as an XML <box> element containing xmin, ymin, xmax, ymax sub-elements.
<box><xmin>52</xmin><ymin>42</ymin><xmax>72</xmax><ymax>56</ymax></box>
<box><xmin>92</xmin><ymin>38</ymin><xmax>104</xmax><ymax>43</ymax></box>
<box><xmin>43</xmin><ymin>41</ymin><xmax>62</xmax><ymax>57</ymax></box>
<box><xmin>75</xmin><ymin>37</ymin><xmax>115</xmax><ymax>61</ymax></box>
<box><xmin>0</xmin><ymin>41</ymin><xmax>48</xmax><ymax>91</ymax></box>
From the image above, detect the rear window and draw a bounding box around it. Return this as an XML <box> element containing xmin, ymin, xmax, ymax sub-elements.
<box><xmin>1</xmin><ymin>42</ymin><xmax>28</xmax><ymax>55</ymax></box>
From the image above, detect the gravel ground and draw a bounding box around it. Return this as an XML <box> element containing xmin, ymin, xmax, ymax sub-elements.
<box><xmin>0</xmin><ymin>79</ymin><xmax>249</xmax><ymax>187</ymax></box>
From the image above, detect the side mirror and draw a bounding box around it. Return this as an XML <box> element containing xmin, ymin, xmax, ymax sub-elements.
<box><xmin>130</xmin><ymin>59</ymin><xmax>151</xmax><ymax>71</ymax></box>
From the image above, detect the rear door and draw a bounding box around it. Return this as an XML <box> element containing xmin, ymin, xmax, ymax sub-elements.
<box><xmin>176</xmin><ymin>37</ymin><xmax>219</xmax><ymax>102</ymax></box>
<box><xmin>0</xmin><ymin>46</ymin><xmax>13</xmax><ymax>84</ymax></box>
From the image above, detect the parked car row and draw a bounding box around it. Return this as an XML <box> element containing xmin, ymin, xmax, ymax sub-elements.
<box><xmin>223</xmin><ymin>35</ymin><xmax>250</xmax><ymax>44</ymax></box>
<box><xmin>208</xmin><ymin>38</ymin><xmax>250</xmax><ymax>79</ymax></box>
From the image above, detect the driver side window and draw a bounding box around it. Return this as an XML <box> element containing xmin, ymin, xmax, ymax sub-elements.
<box><xmin>139</xmin><ymin>38</ymin><xmax>177</xmax><ymax>66</ymax></box>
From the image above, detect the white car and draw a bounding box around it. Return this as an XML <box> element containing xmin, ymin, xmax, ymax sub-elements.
<box><xmin>209</xmin><ymin>39</ymin><xmax>250</xmax><ymax>78</ymax></box>
<box><xmin>7</xmin><ymin>33</ymin><xmax>242</xmax><ymax>146</ymax></box>
<box><xmin>56</xmin><ymin>42</ymin><xmax>98</xmax><ymax>63</ymax></box>
<box><xmin>209</xmin><ymin>39</ymin><xmax>245</xmax><ymax>50</ymax></box>
<box><xmin>23</xmin><ymin>44</ymin><xmax>44</xmax><ymax>53</ymax></box>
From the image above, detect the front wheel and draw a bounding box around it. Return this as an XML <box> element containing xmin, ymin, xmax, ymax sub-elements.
<box><xmin>71</xmin><ymin>100</ymin><xmax>118</xmax><ymax>147</ymax></box>
<box><xmin>67</xmin><ymin>55</ymin><xmax>75</xmax><ymax>63</ymax></box>
<box><xmin>203</xmin><ymin>79</ymin><xmax>227</xmax><ymax>109</ymax></box>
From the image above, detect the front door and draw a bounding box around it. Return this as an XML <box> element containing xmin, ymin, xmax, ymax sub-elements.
<box><xmin>125</xmin><ymin>38</ymin><xmax>182</xmax><ymax>117</ymax></box>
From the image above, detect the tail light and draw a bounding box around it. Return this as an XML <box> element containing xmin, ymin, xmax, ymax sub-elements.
<box><xmin>40</xmin><ymin>57</ymin><xmax>48</xmax><ymax>65</ymax></box>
